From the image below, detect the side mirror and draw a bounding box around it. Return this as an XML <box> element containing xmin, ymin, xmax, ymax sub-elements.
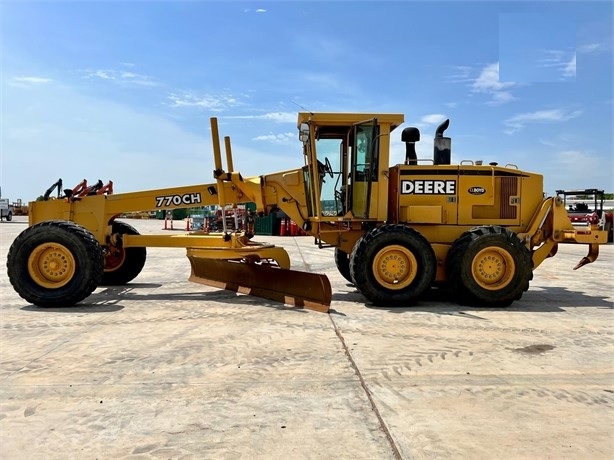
<box><xmin>299</xmin><ymin>123</ymin><xmax>309</xmax><ymax>143</ymax></box>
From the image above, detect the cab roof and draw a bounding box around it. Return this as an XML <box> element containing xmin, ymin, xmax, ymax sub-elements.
<box><xmin>297</xmin><ymin>112</ymin><xmax>404</xmax><ymax>131</ymax></box>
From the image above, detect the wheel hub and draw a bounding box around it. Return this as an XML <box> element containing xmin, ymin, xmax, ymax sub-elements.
<box><xmin>472</xmin><ymin>247</ymin><xmax>514</xmax><ymax>290</ymax></box>
<box><xmin>104</xmin><ymin>246</ymin><xmax>126</xmax><ymax>272</ymax></box>
<box><xmin>28</xmin><ymin>243</ymin><xmax>76</xmax><ymax>289</ymax></box>
<box><xmin>372</xmin><ymin>245</ymin><xmax>417</xmax><ymax>290</ymax></box>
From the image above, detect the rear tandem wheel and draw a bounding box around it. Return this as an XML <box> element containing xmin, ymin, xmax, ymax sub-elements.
<box><xmin>446</xmin><ymin>225</ymin><xmax>533</xmax><ymax>307</ymax></box>
<box><xmin>6</xmin><ymin>220</ymin><xmax>104</xmax><ymax>307</ymax></box>
<box><xmin>349</xmin><ymin>224</ymin><xmax>437</xmax><ymax>307</ymax></box>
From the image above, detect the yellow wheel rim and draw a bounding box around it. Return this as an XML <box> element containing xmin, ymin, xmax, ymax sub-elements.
<box><xmin>471</xmin><ymin>246</ymin><xmax>515</xmax><ymax>291</ymax></box>
<box><xmin>372</xmin><ymin>244</ymin><xmax>417</xmax><ymax>290</ymax></box>
<box><xmin>28</xmin><ymin>243</ymin><xmax>76</xmax><ymax>289</ymax></box>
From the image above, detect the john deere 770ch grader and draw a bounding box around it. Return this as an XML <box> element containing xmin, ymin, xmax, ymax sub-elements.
<box><xmin>7</xmin><ymin>113</ymin><xmax>608</xmax><ymax>312</ymax></box>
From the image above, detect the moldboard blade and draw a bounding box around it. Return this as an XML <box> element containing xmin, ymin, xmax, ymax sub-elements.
<box><xmin>187</xmin><ymin>257</ymin><xmax>331</xmax><ymax>312</ymax></box>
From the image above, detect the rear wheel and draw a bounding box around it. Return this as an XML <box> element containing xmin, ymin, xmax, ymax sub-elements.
<box><xmin>6</xmin><ymin>212</ymin><xmax>12</xmax><ymax>221</ymax></box>
<box><xmin>334</xmin><ymin>248</ymin><xmax>353</xmax><ymax>283</ymax></box>
<box><xmin>446</xmin><ymin>226</ymin><xmax>532</xmax><ymax>307</ymax></box>
<box><xmin>7</xmin><ymin>220</ymin><xmax>104</xmax><ymax>307</ymax></box>
<box><xmin>350</xmin><ymin>224</ymin><xmax>436</xmax><ymax>306</ymax></box>
<box><xmin>101</xmin><ymin>221</ymin><xmax>147</xmax><ymax>285</ymax></box>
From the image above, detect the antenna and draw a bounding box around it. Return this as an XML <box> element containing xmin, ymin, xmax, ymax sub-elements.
<box><xmin>291</xmin><ymin>100</ymin><xmax>314</xmax><ymax>116</ymax></box>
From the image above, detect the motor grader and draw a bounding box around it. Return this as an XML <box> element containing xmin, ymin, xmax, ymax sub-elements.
<box><xmin>7</xmin><ymin>113</ymin><xmax>608</xmax><ymax>312</ymax></box>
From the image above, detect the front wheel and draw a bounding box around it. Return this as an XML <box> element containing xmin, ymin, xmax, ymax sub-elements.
<box><xmin>7</xmin><ymin>220</ymin><xmax>104</xmax><ymax>307</ymax></box>
<box><xmin>350</xmin><ymin>224</ymin><xmax>436</xmax><ymax>307</ymax></box>
<box><xmin>446</xmin><ymin>226</ymin><xmax>532</xmax><ymax>307</ymax></box>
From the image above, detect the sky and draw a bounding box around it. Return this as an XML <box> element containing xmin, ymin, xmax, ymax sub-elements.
<box><xmin>1</xmin><ymin>0</ymin><xmax>613</xmax><ymax>202</ymax></box>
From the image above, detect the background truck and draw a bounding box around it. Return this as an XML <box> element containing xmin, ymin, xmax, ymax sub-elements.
<box><xmin>0</xmin><ymin>198</ymin><xmax>13</xmax><ymax>221</ymax></box>
<box><xmin>7</xmin><ymin>113</ymin><xmax>609</xmax><ymax>312</ymax></box>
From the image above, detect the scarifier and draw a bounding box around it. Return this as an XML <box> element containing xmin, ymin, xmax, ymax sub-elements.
<box><xmin>7</xmin><ymin>113</ymin><xmax>608</xmax><ymax>312</ymax></box>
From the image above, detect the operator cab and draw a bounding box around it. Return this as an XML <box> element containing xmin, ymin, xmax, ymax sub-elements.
<box><xmin>297</xmin><ymin>113</ymin><xmax>403</xmax><ymax>222</ymax></box>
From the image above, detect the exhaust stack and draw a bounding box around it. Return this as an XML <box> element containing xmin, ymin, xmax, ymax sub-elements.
<box><xmin>434</xmin><ymin>119</ymin><xmax>451</xmax><ymax>165</ymax></box>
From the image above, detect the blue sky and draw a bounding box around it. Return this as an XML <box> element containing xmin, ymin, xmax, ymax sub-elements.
<box><xmin>1</xmin><ymin>0</ymin><xmax>612</xmax><ymax>201</ymax></box>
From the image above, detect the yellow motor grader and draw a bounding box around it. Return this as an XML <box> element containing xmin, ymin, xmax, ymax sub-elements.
<box><xmin>7</xmin><ymin>113</ymin><xmax>608</xmax><ymax>312</ymax></box>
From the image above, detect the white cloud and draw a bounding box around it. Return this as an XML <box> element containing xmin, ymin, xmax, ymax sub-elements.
<box><xmin>470</xmin><ymin>63</ymin><xmax>516</xmax><ymax>105</ymax></box>
<box><xmin>412</xmin><ymin>114</ymin><xmax>448</xmax><ymax>129</ymax></box>
<box><xmin>261</xmin><ymin>112</ymin><xmax>296</xmax><ymax>123</ymax></box>
<box><xmin>91</xmin><ymin>70</ymin><xmax>115</xmax><ymax>80</ymax></box>
<box><xmin>225</xmin><ymin>112</ymin><xmax>296</xmax><ymax>123</ymax></box>
<box><xmin>472</xmin><ymin>63</ymin><xmax>514</xmax><ymax>92</ymax></box>
<box><xmin>578</xmin><ymin>43</ymin><xmax>601</xmax><ymax>54</ymax></box>
<box><xmin>563</xmin><ymin>54</ymin><xmax>576</xmax><ymax>78</ymax></box>
<box><xmin>537</xmin><ymin>49</ymin><xmax>576</xmax><ymax>79</ymax></box>
<box><xmin>10</xmin><ymin>76</ymin><xmax>52</xmax><ymax>85</ymax></box>
<box><xmin>256</xmin><ymin>9</ymin><xmax>266</xmax><ymax>13</ymax></box>
<box><xmin>503</xmin><ymin>108</ymin><xmax>582</xmax><ymax>134</ymax></box>
<box><xmin>490</xmin><ymin>91</ymin><xmax>515</xmax><ymax>105</ymax></box>
<box><xmin>420</xmin><ymin>114</ymin><xmax>447</xmax><ymax>125</ymax></box>
<box><xmin>445</xmin><ymin>65</ymin><xmax>473</xmax><ymax>84</ymax></box>
<box><xmin>84</xmin><ymin>69</ymin><xmax>157</xmax><ymax>86</ymax></box>
<box><xmin>253</xmin><ymin>132</ymin><xmax>294</xmax><ymax>143</ymax></box>
<box><xmin>168</xmin><ymin>93</ymin><xmax>238</xmax><ymax>111</ymax></box>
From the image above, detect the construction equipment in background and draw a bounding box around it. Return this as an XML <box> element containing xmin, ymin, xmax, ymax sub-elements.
<box><xmin>7</xmin><ymin>113</ymin><xmax>609</xmax><ymax>313</ymax></box>
<box><xmin>10</xmin><ymin>199</ymin><xmax>29</xmax><ymax>216</ymax></box>
<box><xmin>556</xmin><ymin>188</ymin><xmax>613</xmax><ymax>243</ymax></box>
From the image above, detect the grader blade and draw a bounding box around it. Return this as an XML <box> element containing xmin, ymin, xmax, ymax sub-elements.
<box><xmin>187</xmin><ymin>258</ymin><xmax>332</xmax><ymax>312</ymax></box>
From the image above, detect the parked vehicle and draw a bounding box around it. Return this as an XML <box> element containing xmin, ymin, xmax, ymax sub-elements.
<box><xmin>0</xmin><ymin>198</ymin><xmax>13</xmax><ymax>221</ymax></box>
<box><xmin>556</xmin><ymin>189</ymin><xmax>613</xmax><ymax>243</ymax></box>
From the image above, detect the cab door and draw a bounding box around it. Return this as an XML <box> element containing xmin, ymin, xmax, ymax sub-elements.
<box><xmin>350</xmin><ymin>119</ymin><xmax>378</xmax><ymax>219</ymax></box>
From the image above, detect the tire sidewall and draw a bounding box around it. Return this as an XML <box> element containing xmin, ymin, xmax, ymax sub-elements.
<box><xmin>334</xmin><ymin>247</ymin><xmax>353</xmax><ymax>283</ymax></box>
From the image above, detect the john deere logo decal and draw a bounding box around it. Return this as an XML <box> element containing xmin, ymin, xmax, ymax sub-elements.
<box><xmin>401</xmin><ymin>180</ymin><xmax>456</xmax><ymax>195</ymax></box>
<box><xmin>468</xmin><ymin>186</ymin><xmax>486</xmax><ymax>195</ymax></box>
